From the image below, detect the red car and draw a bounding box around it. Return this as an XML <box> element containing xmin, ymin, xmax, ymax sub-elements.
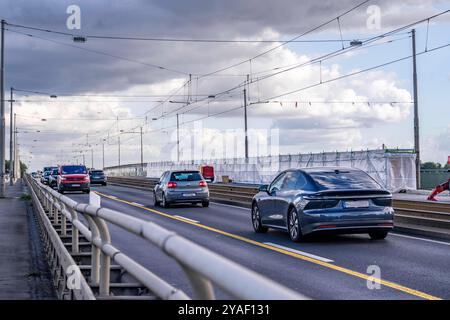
<box><xmin>57</xmin><ymin>165</ymin><xmax>90</xmax><ymax>194</ymax></box>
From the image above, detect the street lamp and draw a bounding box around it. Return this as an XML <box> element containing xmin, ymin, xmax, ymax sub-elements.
<box><xmin>73</xmin><ymin>36</ymin><xmax>87</xmax><ymax>43</ymax></box>
<box><xmin>350</xmin><ymin>40</ymin><xmax>363</xmax><ymax>46</ymax></box>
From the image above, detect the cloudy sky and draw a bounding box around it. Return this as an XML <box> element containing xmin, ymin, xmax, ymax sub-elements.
<box><xmin>1</xmin><ymin>0</ymin><xmax>449</xmax><ymax>171</ymax></box>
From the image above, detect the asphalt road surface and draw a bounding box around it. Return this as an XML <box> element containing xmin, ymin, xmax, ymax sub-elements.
<box><xmin>66</xmin><ymin>184</ymin><xmax>450</xmax><ymax>300</ymax></box>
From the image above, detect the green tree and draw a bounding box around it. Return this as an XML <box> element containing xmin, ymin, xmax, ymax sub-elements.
<box><xmin>421</xmin><ymin>162</ymin><xmax>442</xmax><ymax>169</ymax></box>
<box><xmin>4</xmin><ymin>160</ymin><xmax>28</xmax><ymax>176</ymax></box>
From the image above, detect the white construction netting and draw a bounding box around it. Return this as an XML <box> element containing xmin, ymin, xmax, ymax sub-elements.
<box><xmin>106</xmin><ymin>149</ymin><xmax>416</xmax><ymax>191</ymax></box>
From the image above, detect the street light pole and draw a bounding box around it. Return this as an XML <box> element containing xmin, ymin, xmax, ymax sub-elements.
<box><xmin>176</xmin><ymin>114</ymin><xmax>180</xmax><ymax>162</ymax></box>
<box><xmin>140</xmin><ymin>126</ymin><xmax>143</xmax><ymax>167</ymax></box>
<box><xmin>9</xmin><ymin>87</ymin><xmax>13</xmax><ymax>185</ymax></box>
<box><xmin>118</xmin><ymin>135</ymin><xmax>121</xmax><ymax>167</ymax></box>
<box><xmin>13</xmin><ymin>113</ymin><xmax>16</xmax><ymax>179</ymax></box>
<box><xmin>102</xmin><ymin>139</ymin><xmax>105</xmax><ymax>169</ymax></box>
<box><xmin>0</xmin><ymin>20</ymin><xmax>6</xmax><ymax>196</ymax></box>
<box><xmin>412</xmin><ymin>29</ymin><xmax>421</xmax><ymax>189</ymax></box>
<box><xmin>243</xmin><ymin>88</ymin><xmax>249</xmax><ymax>160</ymax></box>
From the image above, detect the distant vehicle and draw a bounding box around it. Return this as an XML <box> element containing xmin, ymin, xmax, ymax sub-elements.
<box><xmin>40</xmin><ymin>171</ymin><xmax>51</xmax><ymax>185</ymax></box>
<box><xmin>153</xmin><ymin>170</ymin><xmax>209</xmax><ymax>208</ymax></box>
<box><xmin>251</xmin><ymin>167</ymin><xmax>394</xmax><ymax>242</ymax></box>
<box><xmin>48</xmin><ymin>168</ymin><xmax>59</xmax><ymax>188</ymax></box>
<box><xmin>199</xmin><ymin>165</ymin><xmax>215</xmax><ymax>183</ymax></box>
<box><xmin>89</xmin><ymin>169</ymin><xmax>107</xmax><ymax>186</ymax></box>
<box><xmin>31</xmin><ymin>172</ymin><xmax>38</xmax><ymax>178</ymax></box>
<box><xmin>56</xmin><ymin>165</ymin><xmax>90</xmax><ymax>194</ymax></box>
<box><xmin>43</xmin><ymin>166</ymin><xmax>57</xmax><ymax>173</ymax></box>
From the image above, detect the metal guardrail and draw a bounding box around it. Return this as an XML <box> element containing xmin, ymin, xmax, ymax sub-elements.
<box><xmin>25</xmin><ymin>174</ymin><xmax>306</xmax><ymax>300</ymax></box>
<box><xmin>107</xmin><ymin>176</ymin><xmax>450</xmax><ymax>238</ymax></box>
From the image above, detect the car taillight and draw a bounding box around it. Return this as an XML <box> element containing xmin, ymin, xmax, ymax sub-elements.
<box><xmin>167</xmin><ymin>181</ymin><xmax>177</xmax><ymax>188</ymax></box>
<box><xmin>199</xmin><ymin>180</ymin><xmax>207</xmax><ymax>187</ymax></box>
<box><xmin>304</xmin><ymin>200</ymin><xmax>339</xmax><ymax>211</ymax></box>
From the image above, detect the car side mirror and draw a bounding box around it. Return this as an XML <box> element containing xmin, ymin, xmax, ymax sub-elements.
<box><xmin>259</xmin><ymin>184</ymin><xmax>268</xmax><ymax>192</ymax></box>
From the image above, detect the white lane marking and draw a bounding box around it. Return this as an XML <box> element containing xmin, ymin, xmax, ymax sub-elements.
<box><xmin>211</xmin><ymin>201</ymin><xmax>251</xmax><ymax>211</ymax></box>
<box><xmin>131</xmin><ymin>202</ymin><xmax>144</xmax><ymax>206</ymax></box>
<box><xmin>391</xmin><ymin>233</ymin><xmax>450</xmax><ymax>246</ymax></box>
<box><xmin>174</xmin><ymin>215</ymin><xmax>200</xmax><ymax>224</ymax></box>
<box><xmin>264</xmin><ymin>242</ymin><xmax>334</xmax><ymax>263</ymax></box>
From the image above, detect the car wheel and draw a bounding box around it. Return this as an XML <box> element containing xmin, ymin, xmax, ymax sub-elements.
<box><xmin>58</xmin><ymin>189</ymin><xmax>64</xmax><ymax>194</ymax></box>
<box><xmin>153</xmin><ymin>191</ymin><xmax>160</xmax><ymax>206</ymax></box>
<box><xmin>369</xmin><ymin>230</ymin><xmax>388</xmax><ymax>240</ymax></box>
<box><xmin>202</xmin><ymin>200</ymin><xmax>209</xmax><ymax>208</ymax></box>
<box><xmin>251</xmin><ymin>203</ymin><xmax>268</xmax><ymax>233</ymax></box>
<box><xmin>288</xmin><ymin>208</ymin><xmax>303</xmax><ymax>242</ymax></box>
<box><xmin>161</xmin><ymin>193</ymin><xmax>170</xmax><ymax>208</ymax></box>
<box><xmin>84</xmin><ymin>189</ymin><xmax>90</xmax><ymax>194</ymax></box>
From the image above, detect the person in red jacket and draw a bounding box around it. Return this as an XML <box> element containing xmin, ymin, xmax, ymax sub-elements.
<box><xmin>427</xmin><ymin>173</ymin><xmax>450</xmax><ymax>201</ymax></box>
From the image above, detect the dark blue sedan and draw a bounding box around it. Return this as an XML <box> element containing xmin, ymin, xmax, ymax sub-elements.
<box><xmin>251</xmin><ymin>167</ymin><xmax>394</xmax><ymax>242</ymax></box>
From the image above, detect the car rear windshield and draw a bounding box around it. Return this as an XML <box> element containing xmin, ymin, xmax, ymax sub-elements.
<box><xmin>52</xmin><ymin>169</ymin><xmax>58</xmax><ymax>175</ymax></box>
<box><xmin>170</xmin><ymin>171</ymin><xmax>202</xmax><ymax>181</ymax></box>
<box><xmin>90</xmin><ymin>170</ymin><xmax>104</xmax><ymax>175</ymax></box>
<box><xmin>308</xmin><ymin>170</ymin><xmax>382</xmax><ymax>190</ymax></box>
<box><xmin>61</xmin><ymin>166</ymin><xmax>87</xmax><ymax>174</ymax></box>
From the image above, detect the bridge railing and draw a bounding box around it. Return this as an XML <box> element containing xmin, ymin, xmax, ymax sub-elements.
<box><xmin>24</xmin><ymin>174</ymin><xmax>306</xmax><ymax>300</ymax></box>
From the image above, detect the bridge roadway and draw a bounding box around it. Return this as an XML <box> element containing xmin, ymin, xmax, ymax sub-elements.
<box><xmin>66</xmin><ymin>184</ymin><xmax>450</xmax><ymax>300</ymax></box>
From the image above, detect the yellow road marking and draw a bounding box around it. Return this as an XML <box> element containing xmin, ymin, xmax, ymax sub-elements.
<box><xmin>96</xmin><ymin>191</ymin><xmax>441</xmax><ymax>300</ymax></box>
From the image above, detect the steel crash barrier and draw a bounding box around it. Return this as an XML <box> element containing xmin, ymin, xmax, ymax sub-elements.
<box><xmin>24</xmin><ymin>174</ymin><xmax>306</xmax><ymax>300</ymax></box>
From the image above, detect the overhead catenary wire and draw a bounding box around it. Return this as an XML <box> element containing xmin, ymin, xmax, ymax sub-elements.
<box><xmin>6</xmin><ymin>28</ymin><xmax>190</xmax><ymax>75</ymax></box>
<box><xmin>158</xmin><ymin>9</ymin><xmax>449</xmax><ymax>118</ymax></box>
<box><xmin>5</xmin><ymin>21</ymin><xmax>360</xmax><ymax>44</ymax></box>
<box><xmin>10</xmin><ymin>7</ymin><xmax>449</xmax><ymax>157</ymax></box>
<box><xmin>262</xmin><ymin>42</ymin><xmax>450</xmax><ymax>101</ymax></box>
<box><xmin>197</xmin><ymin>0</ymin><xmax>372</xmax><ymax>79</ymax></box>
<box><xmin>134</xmin><ymin>42</ymin><xmax>450</xmax><ymax>136</ymax></box>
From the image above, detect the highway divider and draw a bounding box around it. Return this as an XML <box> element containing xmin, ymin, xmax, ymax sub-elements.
<box><xmin>107</xmin><ymin>176</ymin><xmax>450</xmax><ymax>240</ymax></box>
<box><xmin>24</xmin><ymin>174</ymin><xmax>306</xmax><ymax>300</ymax></box>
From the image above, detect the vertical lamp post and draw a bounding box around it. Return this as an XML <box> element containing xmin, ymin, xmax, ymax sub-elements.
<box><xmin>243</xmin><ymin>88</ymin><xmax>249</xmax><ymax>160</ymax></box>
<box><xmin>102</xmin><ymin>139</ymin><xmax>105</xmax><ymax>169</ymax></box>
<box><xmin>411</xmin><ymin>29</ymin><xmax>421</xmax><ymax>189</ymax></box>
<box><xmin>9</xmin><ymin>87</ymin><xmax>13</xmax><ymax>185</ymax></box>
<box><xmin>0</xmin><ymin>20</ymin><xmax>6</xmax><ymax>196</ymax></box>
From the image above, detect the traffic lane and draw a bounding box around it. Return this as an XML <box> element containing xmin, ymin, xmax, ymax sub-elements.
<box><xmin>68</xmin><ymin>189</ymin><xmax>419</xmax><ymax>300</ymax></box>
<box><xmin>67</xmin><ymin>191</ymin><xmax>223</xmax><ymax>298</ymax></box>
<box><xmin>90</xmin><ymin>184</ymin><xmax>449</xmax><ymax>299</ymax></box>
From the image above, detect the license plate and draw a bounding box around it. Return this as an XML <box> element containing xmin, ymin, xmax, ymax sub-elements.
<box><xmin>183</xmin><ymin>193</ymin><xmax>196</xmax><ymax>197</ymax></box>
<box><xmin>344</xmin><ymin>200</ymin><xmax>369</xmax><ymax>208</ymax></box>
<box><xmin>71</xmin><ymin>184</ymin><xmax>80</xmax><ymax>187</ymax></box>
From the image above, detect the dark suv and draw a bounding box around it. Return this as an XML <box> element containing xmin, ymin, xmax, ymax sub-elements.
<box><xmin>89</xmin><ymin>169</ymin><xmax>107</xmax><ymax>186</ymax></box>
<box><xmin>57</xmin><ymin>165</ymin><xmax>90</xmax><ymax>194</ymax></box>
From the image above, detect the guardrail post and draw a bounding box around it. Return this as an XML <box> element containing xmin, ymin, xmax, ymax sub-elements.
<box><xmin>93</xmin><ymin>216</ymin><xmax>111</xmax><ymax>296</ymax></box>
<box><xmin>69</xmin><ymin>207</ymin><xmax>80</xmax><ymax>254</ymax></box>
<box><xmin>43</xmin><ymin>191</ymin><xmax>48</xmax><ymax>212</ymax></box>
<box><xmin>180</xmin><ymin>264</ymin><xmax>215</xmax><ymax>300</ymax></box>
<box><xmin>85</xmin><ymin>215</ymin><xmax>100</xmax><ymax>286</ymax></box>
<box><xmin>52</xmin><ymin>199</ymin><xmax>59</xmax><ymax>225</ymax></box>
<box><xmin>60</xmin><ymin>200</ymin><xmax>67</xmax><ymax>237</ymax></box>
